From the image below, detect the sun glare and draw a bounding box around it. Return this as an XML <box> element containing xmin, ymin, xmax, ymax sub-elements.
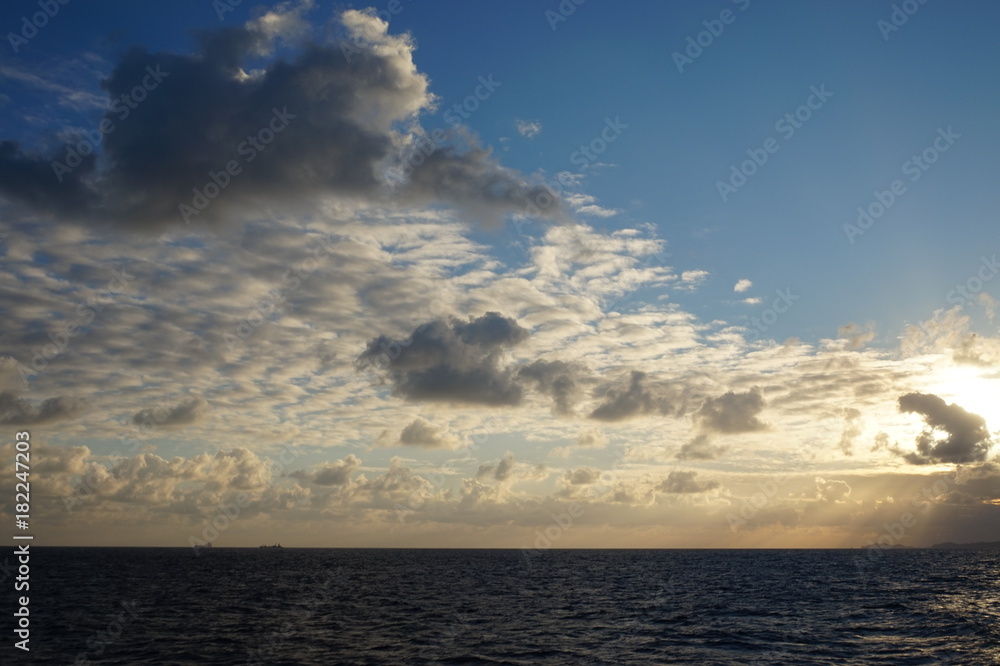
<box><xmin>928</xmin><ymin>364</ymin><xmax>1000</xmax><ymax>432</ymax></box>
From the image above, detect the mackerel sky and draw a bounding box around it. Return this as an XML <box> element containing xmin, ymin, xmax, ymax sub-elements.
<box><xmin>1</xmin><ymin>0</ymin><xmax>999</xmax><ymax>548</ymax></box>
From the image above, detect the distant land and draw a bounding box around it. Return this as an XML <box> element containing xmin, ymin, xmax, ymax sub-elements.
<box><xmin>928</xmin><ymin>540</ymin><xmax>1000</xmax><ymax>550</ymax></box>
<box><xmin>856</xmin><ymin>540</ymin><xmax>1000</xmax><ymax>550</ymax></box>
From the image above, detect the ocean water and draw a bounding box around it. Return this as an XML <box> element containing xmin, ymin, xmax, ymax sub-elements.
<box><xmin>18</xmin><ymin>547</ymin><xmax>999</xmax><ymax>665</ymax></box>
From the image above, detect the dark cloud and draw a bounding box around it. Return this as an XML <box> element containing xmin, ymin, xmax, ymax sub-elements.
<box><xmin>589</xmin><ymin>370</ymin><xmax>678</xmax><ymax>422</ymax></box>
<box><xmin>0</xmin><ymin>392</ymin><xmax>86</xmax><ymax>425</ymax></box>
<box><xmin>0</xmin><ymin>9</ymin><xmax>558</xmax><ymax>229</ymax></box>
<box><xmin>476</xmin><ymin>452</ymin><xmax>516</xmax><ymax>482</ymax></box>
<box><xmin>357</xmin><ymin>312</ymin><xmax>529</xmax><ymax>406</ymax></box>
<box><xmin>676</xmin><ymin>434</ymin><xmax>727</xmax><ymax>461</ymax></box>
<box><xmin>518</xmin><ymin>359</ymin><xmax>587</xmax><ymax>415</ymax></box>
<box><xmin>657</xmin><ymin>470</ymin><xmax>718</xmax><ymax>494</ymax></box>
<box><xmin>132</xmin><ymin>398</ymin><xmax>208</xmax><ymax>428</ymax></box>
<box><xmin>896</xmin><ymin>392</ymin><xmax>992</xmax><ymax>464</ymax></box>
<box><xmin>400</xmin><ymin>143</ymin><xmax>559</xmax><ymax>228</ymax></box>
<box><xmin>696</xmin><ymin>387</ymin><xmax>767</xmax><ymax>434</ymax></box>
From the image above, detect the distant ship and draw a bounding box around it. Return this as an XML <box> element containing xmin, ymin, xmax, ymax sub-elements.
<box><xmin>193</xmin><ymin>542</ymin><xmax>212</xmax><ymax>550</ymax></box>
<box><xmin>259</xmin><ymin>543</ymin><xmax>283</xmax><ymax>548</ymax></box>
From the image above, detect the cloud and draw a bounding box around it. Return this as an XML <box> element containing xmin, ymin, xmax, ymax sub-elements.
<box><xmin>564</xmin><ymin>193</ymin><xmax>620</xmax><ymax>218</ymax></box>
<box><xmin>400</xmin><ymin>141</ymin><xmax>560</xmax><ymax>228</ymax></box>
<box><xmin>515</xmin><ymin>119</ymin><xmax>542</xmax><ymax>138</ymax></box>
<box><xmin>575</xmin><ymin>428</ymin><xmax>607</xmax><ymax>448</ymax></box>
<box><xmin>815</xmin><ymin>477</ymin><xmax>851</xmax><ymax>503</ymax></box>
<box><xmin>518</xmin><ymin>359</ymin><xmax>588</xmax><ymax>415</ymax></box>
<box><xmin>696</xmin><ymin>387</ymin><xmax>767</xmax><ymax>434</ymax></box>
<box><xmin>895</xmin><ymin>392</ymin><xmax>992</xmax><ymax>464</ymax></box>
<box><xmin>132</xmin><ymin>398</ymin><xmax>208</xmax><ymax>428</ymax></box>
<box><xmin>476</xmin><ymin>452</ymin><xmax>515</xmax><ymax>482</ymax></box>
<box><xmin>589</xmin><ymin>370</ymin><xmax>679</xmax><ymax>422</ymax></box>
<box><xmin>838</xmin><ymin>408</ymin><xmax>862</xmax><ymax>456</ymax></box>
<box><xmin>733</xmin><ymin>279</ymin><xmax>752</xmax><ymax>293</ymax></box>
<box><xmin>678</xmin><ymin>270</ymin><xmax>709</xmax><ymax>290</ymax></box>
<box><xmin>564</xmin><ymin>467</ymin><xmax>600</xmax><ymax>485</ymax></box>
<box><xmin>978</xmin><ymin>293</ymin><xmax>997</xmax><ymax>320</ymax></box>
<box><xmin>0</xmin><ymin>392</ymin><xmax>86</xmax><ymax>425</ymax></box>
<box><xmin>676</xmin><ymin>434</ymin><xmax>727</xmax><ymax>461</ymax></box>
<box><xmin>291</xmin><ymin>454</ymin><xmax>361</xmax><ymax>486</ymax></box>
<box><xmin>838</xmin><ymin>322</ymin><xmax>876</xmax><ymax>350</ymax></box>
<box><xmin>656</xmin><ymin>470</ymin><xmax>718</xmax><ymax>494</ymax></box>
<box><xmin>357</xmin><ymin>312</ymin><xmax>530</xmax><ymax>406</ymax></box>
<box><xmin>396</xmin><ymin>418</ymin><xmax>461</xmax><ymax>449</ymax></box>
<box><xmin>0</xmin><ymin>8</ymin><xmax>556</xmax><ymax>229</ymax></box>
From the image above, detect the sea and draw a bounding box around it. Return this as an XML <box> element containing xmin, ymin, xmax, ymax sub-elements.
<box><xmin>15</xmin><ymin>547</ymin><xmax>999</xmax><ymax>665</ymax></box>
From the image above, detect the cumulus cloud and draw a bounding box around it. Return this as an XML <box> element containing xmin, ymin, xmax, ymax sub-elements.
<box><xmin>575</xmin><ymin>428</ymin><xmax>607</xmax><ymax>448</ymax></box>
<box><xmin>132</xmin><ymin>397</ymin><xmax>208</xmax><ymax>428</ymax></box>
<box><xmin>564</xmin><ymin>467</ymin><xmax>600</xmax><ymax>485</ymax></box>
<box><xmin>656</xmin><ymin>470</ymin><xmax>718</xmax><ymax>494</ymax></box>
<box><xmin>733</xmin><ymin>279</ymin><xmax>752</xmax><ymax>293</ymax></box>
<box><xmin>676</xmin><ymin>434</ymin><xmax>727</xmax><ymax>461</ymax></box>
<box><xmin>518</xmin><ymin>359</ymin><xmax>588</xmax><ymax>415</ymax></box>
<box><xmin>0</xmin><ymin>7</ymin><xmax>556</xmax><ymax>229</ymax></box>
<box><xmin>589</xmin><ymin>370</ymin><xmax>680</xmax><ymax>422</ymax></box>
<box><xmin>895</xmin><ymin>392</ymin><xmax>992</xmax><ymax>464</ymax></box>
<box><xmin>696</xmin><ymin>387</ymin><xmax>767</xmax><ymax>434</ymax></box>
<box><xmin>357</xmin><ymin>312</ymin><xmax>529</xmax><ymax>406</ymax></box>
<box><xmin>475</xmin><ymin>452</ymin><xmax>548</xmax><ymax>487</ymax></box>
<box><xmin>815</xmin><ymin>477</ymin><xmax>851</xmax><ymax>503</ymax></box>
<box><xmin>291</xmin><ymin>454</ymin><xmax>361</xmax><ymax>486</ymax></box>
<box><xmin>395</xmin><ymin>418</ymin><xmax>461</xmax><ymax>449</ymax></box>
<box><xmin>0</xmin><ymin>392</ymin><xmax>86</xmax><ymax>425</ymax></box>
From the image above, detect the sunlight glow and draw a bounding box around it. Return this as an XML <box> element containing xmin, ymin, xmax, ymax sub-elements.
<box><xmin>927</xmin><ymin>363</ymin><xmax>1000</xmax><ymax>432</ymax></box>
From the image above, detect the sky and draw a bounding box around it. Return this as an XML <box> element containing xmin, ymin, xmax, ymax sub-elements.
<box><xmin>1</xmin><ymin>0</ymin><xmax>999</xmax><ymax>549</ymax></box>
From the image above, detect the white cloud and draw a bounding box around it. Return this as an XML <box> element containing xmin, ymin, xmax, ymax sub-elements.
<box><xmin>515</xmin><ymin>119</ymin><xmax>542</xmax><ymax>138</ymax></box>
